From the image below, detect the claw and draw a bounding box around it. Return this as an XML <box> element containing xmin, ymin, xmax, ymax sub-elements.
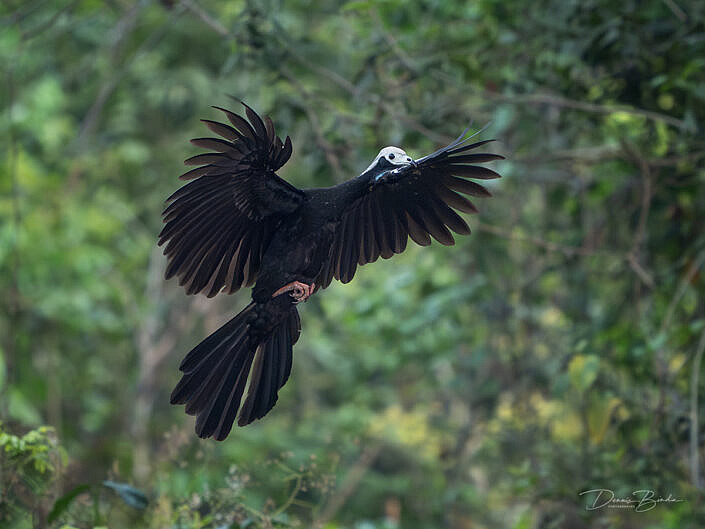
<box><xmin>273</xmin><ymin>281</ymin><xmax>316</xmax><ymax>303</ymax></box>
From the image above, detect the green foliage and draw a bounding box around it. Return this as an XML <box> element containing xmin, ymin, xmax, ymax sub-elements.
<box><xmin>0</xmin><ymin>423</ymin><xmax>65</xmax><ymax>527</ymax></box>
<box><xmin>1</xmin><ymin>0</ymin><xmax>704</xmax><ymax>528</ymax></box>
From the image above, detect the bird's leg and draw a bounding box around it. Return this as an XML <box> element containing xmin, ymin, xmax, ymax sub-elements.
<box><xmin>272</xmin><ymin>281</ymin><xmax>316</xmax><ymax>303</ymax></box>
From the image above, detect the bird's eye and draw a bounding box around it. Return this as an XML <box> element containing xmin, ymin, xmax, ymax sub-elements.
<box><xmin>388</xmin><ymin>153</ymin><xmax>395</xmax><ymax>160</ymax></box>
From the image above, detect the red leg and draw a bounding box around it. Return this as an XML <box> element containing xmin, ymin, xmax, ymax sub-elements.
<box><xmin>272</xmin><ymin>281</ymin><xmax>316</xmax><ymax>303</ymax></box>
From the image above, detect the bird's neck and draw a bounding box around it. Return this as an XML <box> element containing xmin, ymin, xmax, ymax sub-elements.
<box><xmin>359</xmin><ymin>167</ymin><xmax>386</xmax><ymax>183</ymax></box>
<box><xmin>360</xmin><ymin>158</ymin><xmax>394</xmax><ymax>183</ymax></box>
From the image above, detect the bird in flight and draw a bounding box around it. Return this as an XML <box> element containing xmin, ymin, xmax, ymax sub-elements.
<box><xmin>160</xmin><ymin>102</ymin><xmax>503</xmax><ymax>440</ymax></box>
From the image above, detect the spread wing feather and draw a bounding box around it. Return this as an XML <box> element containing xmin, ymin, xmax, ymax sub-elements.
<box><xmin>317</xmin><ymin>131</ymin><xmax>503</xmax><ymax>289</ymax></box>
<box><xmin>159</xmin><ymin>103</ymin><xmax>304</xmax><ymax>297</ymax></box>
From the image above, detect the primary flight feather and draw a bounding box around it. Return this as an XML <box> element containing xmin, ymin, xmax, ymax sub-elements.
<box><xmin>160</xmin><ymin>102</ymin><xmax>503</xmax><ymax>440</ymax></box>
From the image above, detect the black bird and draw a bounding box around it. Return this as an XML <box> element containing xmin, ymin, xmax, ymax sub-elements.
<box><xmin>160</xmin><ymin>102</ymin><xmax>503</xmax><ymax>440</ymax></box>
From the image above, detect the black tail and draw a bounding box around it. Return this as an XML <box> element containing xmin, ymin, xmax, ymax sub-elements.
<box><xmin>170</xmin><ymin>299</ymin><xmax>301</xmax><ymax>440</ymax></box>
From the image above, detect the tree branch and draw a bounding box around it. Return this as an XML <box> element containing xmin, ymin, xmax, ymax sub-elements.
<box><xmin>484</xmin><ymin>91</ymin><xmax>688</xmax><ymax>130</ymax></box>
<box><xmin>278</xmin><ymin>66</ymin><xmax>346</xmax><ymax>180</ymax></box>
<box><xmin>662</xmin><ymin>0</ymin><xmax>687</xmax><ymax>22</ymax></box>
<box><xmin>314</xmin><ymin>444</ymin><xmax>382</xmax><ymax>527</ymax></box>
<box><xmin>476</xmin><ymin>222</ymin><xmax>599</xmax><ymax>257</ymax></box>
<box><xmin>179</xmin><ymin>0</ymin><xmax>229</xmax><ymax>37</ymax></box>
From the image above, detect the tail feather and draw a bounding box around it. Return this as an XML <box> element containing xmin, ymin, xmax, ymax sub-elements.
<box><xmin>281</xmin><ymin>308</ymin><xmax>301</xmax><ymax>386</ymax></box>
<box><xmin>196</xmin><ymin>345</ymin><xmax>255</xmax><ymax>440</ymax></box>
<box><xmin>211</xmin><ymin>352</ymin><xmax>254</xmax><ymax>440</ymax></box>
<box><xmin>238</xmin><ymin>307</ymin><xmax>302</xmax><ymax>426</ymax></box>
<box><xmin>183</xmin><ymin>329</ymin><xmax>249</xmax><ymax>416</ymax></box>
<box><xmin>170</xmin><ymin>311</ymin><xmax>250</xmax><ymax>409</ymax></box>
<box><xmin>170</xmin><ymin>300</ymin><xmax>300</xmax><ymax>440</ymax></box>
<box><xmin>178</xmin><ymin>303</ymin><xmax>255</xmax><ymax>373</ymax></box>
<box><xmin>238</xmin><ymin>344</ymin><xmax>270</xmax><ymax>425</ymax></box>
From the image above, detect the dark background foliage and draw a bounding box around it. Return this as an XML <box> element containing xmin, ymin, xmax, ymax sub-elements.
<box><xmin>1</xmin><ymin>0</ymin><xmax>704</xmax><ymax>527</ymax></box>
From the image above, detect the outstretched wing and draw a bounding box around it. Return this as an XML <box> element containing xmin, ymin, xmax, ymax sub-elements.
<box><xmin>159</xmin><ymin>103</ymin><xmax>304</xmax><ymax>297</ymax></box>
<box><xmin>317</xmin><ymin>130</ymin><xmax>503</xmax><ymax>288</ymax></box>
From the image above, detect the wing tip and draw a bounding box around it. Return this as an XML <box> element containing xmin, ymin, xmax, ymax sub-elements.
<box><xmin>225</xmin><ymin>93</ymin><xmax>245</xmax><ymax>106</ymax></box>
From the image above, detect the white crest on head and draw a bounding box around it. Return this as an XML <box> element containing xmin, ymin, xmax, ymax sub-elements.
<box><xmin>364</xmin><ymin>146</ymin><xmax>413</xmax><ymax>172</ymax></box>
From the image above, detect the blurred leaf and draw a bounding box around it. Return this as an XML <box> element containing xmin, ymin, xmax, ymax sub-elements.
<box><xmin>588</xmin><ymin>397</ymin><xmax>622</xmax><ymax>444</ymax></box>
<box><xmin>568</xmin><ymin>354</ymin><xmax>600</xmax><ymax>393</ymax></box>
<box><xmin>102</xmin><ymin>481</ymin><xmax>148</xmax><ymax>509</ymax></box>
<box><xmin>8</xmin><ymin>388</ymin><xmax>42</xmax><ymax>425</ymax></box>
<box><xmin>48</xmin><ymin>484</ymin><xmax>91</xmax><ymax>523</ymax></box>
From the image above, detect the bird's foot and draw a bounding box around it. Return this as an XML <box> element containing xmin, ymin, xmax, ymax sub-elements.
<box><xmin>272</xmin><ymin>281</ymin><xmax>316</xmax><ymax>303</ymax></box>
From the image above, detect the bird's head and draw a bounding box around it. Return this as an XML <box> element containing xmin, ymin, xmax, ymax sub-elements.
<box><xmin>362</xmin><ymin>146</ymin><xmax>416</xmax><ymax>182</ymax></box>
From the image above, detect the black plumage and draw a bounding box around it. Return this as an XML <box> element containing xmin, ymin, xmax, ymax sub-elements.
<box><xmin>160</xmin><ymin>102</ymin><xmax>503</xmax><ymax>440</ymax></box>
